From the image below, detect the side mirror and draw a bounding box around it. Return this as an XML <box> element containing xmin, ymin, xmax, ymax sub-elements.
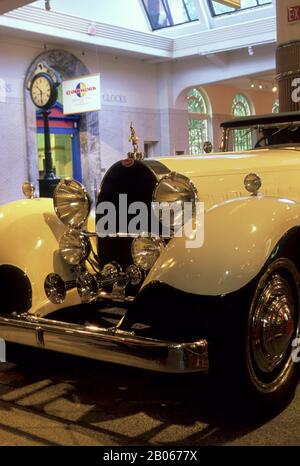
<box><xmin>203</xmin><ymin>141</ymin><xmax>213</xmax><ymax>154</ymax></box>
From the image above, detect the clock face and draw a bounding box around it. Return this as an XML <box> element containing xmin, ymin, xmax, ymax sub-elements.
<box><xmin>30</xmin><ymin>73</ymin><xmax>56</xmax><ymax>109</ymax></box>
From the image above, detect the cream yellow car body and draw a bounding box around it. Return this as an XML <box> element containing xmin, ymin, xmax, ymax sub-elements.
<box><xmin>142</xmin><ymin>148</ymin><xmax>300</xmax><ymax>295</ymax></box>
<box><xmin>2</xmin><ymin>115</ymin><xmax>300</xmax><ymax>403</ymax></box>
<box><xmin>0</xmin><ymin>147</ymin><xmax>300</xmax><ymax>315</ymax></box>
<box><xmin>0</xmin><ymin>199</ymin><xmax>94</xmax><ymax>316</ymax></box>
<box><xmin>160</xmin><ymin>148</ymin><xmax>300</xmax><ymax>209</ymax></box>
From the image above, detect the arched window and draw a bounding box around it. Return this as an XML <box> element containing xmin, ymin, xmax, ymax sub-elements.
<box><xmin>232</xmin><ymin>93</ymin><xmax>252</xmax><ymax>117</ymax></box>
<box><xmin>188</xmin><ymin>88</ymin><xmax>210</xmax><ymax>155</ymax></box>
<box><xmin>272</xmin><ymin>99</ymin><xmax>279</xmax><ymax>114</ymax></box>
<box><xmin>232</xmin><ymin>94</ymin><xmax>253</xmax><ymax>151</ymax></box>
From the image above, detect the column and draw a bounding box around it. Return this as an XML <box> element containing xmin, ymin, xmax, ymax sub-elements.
<box><xmin>276</xmin><ymin>0</ymin><xmax>300</xmax><ymax>111</ymax></box>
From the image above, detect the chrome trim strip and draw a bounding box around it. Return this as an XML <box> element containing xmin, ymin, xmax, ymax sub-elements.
<box><xmin>98</xmin><ymin>291</ymin><xmax>135</xmax><ymax>302</ymax></box>
<box><xmin>81</xmin><ymin>231</ymin><xmax>98</xmax><ymax>238</ymax></box>
<box><xmin>0</xmin><ymin>314</ymin><xmax>209</xmax><ymax>373</ymax></box>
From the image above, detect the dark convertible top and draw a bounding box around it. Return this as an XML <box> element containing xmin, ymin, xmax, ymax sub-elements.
<box><xmin>221</xmin><ymin>111</ymin><xmax>300</xmax><ymax>129</ymax></box>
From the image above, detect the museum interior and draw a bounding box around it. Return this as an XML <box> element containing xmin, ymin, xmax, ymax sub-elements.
<box><xmin>2</xmin><ymin>0</ymin><xmax>300</xmax><ymax>448</ymax></box>
<box><xmin>0</xmin><ymin>0</ymin><xmax>281</xmax><ymax>203</ymax></box>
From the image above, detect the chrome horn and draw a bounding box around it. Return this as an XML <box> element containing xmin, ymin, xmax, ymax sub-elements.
<box><xmin>45</xmin><ymin>273</ymin><xmax>76</xmax><ymax>304</ymax></box>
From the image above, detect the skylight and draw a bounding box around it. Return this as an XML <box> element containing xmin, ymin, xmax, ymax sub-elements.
<box><xmin>208</xmin><ymin>0</ymin><xmax>272</xmax><ymax>16</ymax></box>
<box><xmin>142</xmin><ymin>0</ymin><xmax>198</xmax><ymax>31</ymax></box>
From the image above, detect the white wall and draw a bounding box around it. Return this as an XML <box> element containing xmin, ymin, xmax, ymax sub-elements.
<box><xmin>0</xmin><ymin>33</ymin><xmax>276</xmax><ymax>203</ymax></box>
<box><xmin>276</xmin><ymin>0</ymin><xmax>300</xmax><ymax>45</ymax></box>
<box><xmin>0</xmin><ymin>39</ymin><xmax>38</xmax><ymax>203</ymax></box>
<box><xmin>172</xmin><ymin>44</ymin><xmax>276</xmax><ymax>104</ymax></box>
<box><xmin>32</xmin><ymin>0</ymin><xmax>150</xmax><ymax>32</ymax></box>
<box><xmin>202</xmin><ymin>83</ymin><xmax>276</xmax><ymax>149</ymax></box>
<box><xmin>0</xmin><ymin>37</ymin><xmax>162</xmax><ymax>201</ymax></box>
<box><xmin>172</xmin><ymin>81</ymin><xmax>276</xmax><ymax>153</ymax></box>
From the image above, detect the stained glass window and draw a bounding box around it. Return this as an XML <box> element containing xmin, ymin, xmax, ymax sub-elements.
<box><xmin>188</xmin><ymin>88</ymin><xmax>210</xmax><ymax>155</ymax></box>
<box><xmin>232</xmin><ymin>94</ymin><xmax>253</xmax><ymax>151</ymax></box>
<box><xmin>272</xmin><ymin>99</ymin><xmax>279</xmax><ymax>114</ymax></box>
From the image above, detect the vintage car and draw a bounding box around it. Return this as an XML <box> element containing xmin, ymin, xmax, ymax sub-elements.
<box><xmin>2</xmin><ymin>112</ymin><xmax>300</xmax><ymax>410</ymax></box>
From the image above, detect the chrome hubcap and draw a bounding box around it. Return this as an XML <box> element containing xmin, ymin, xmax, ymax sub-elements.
<box><xmin>251</xmin><ymin>274</ymin><xmax>295</xmax><ymax>374</ymax></box>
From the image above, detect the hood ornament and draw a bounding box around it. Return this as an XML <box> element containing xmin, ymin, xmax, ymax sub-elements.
<box><xmin>127</xmin><ymin>123</ymin><xmax>144</xmax><ymax>161</ymax></box>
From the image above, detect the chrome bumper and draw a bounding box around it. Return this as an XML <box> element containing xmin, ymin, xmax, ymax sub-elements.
<box><xmin>0</xmin><ymin>314</ymin><xmax>209</xmax><ymax>373</ymax></box>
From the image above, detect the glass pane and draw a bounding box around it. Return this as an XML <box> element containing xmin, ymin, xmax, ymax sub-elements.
<box><xmin>227</xmin><ymin>126</ymin><xmax>264</xmax><ymax>151</ymax></box>
<box><xmin>188</xmin><ymin>119</ymin><xmax>208</xmax><ymax>155</ymax></box>
<box><xmin>209</xmin><ymin>0</ymin><xmax>272</xmax><ymax>16</ymax></box>
<box><xmin>241</xmin><ymin>0</ymin><xmax>259</xmax><ymax>7</ymax></box>
<box><xmin>188</xmin><ymin>88</ymin><xmax>207</xmax><ymax>113</ymax></box>
<box><xmin>142</xmin><ymin>0</ymin><xmax>170</xmax><ymax>29</ymax></box>
<box><xmin>210</xmin><ymin>1</ymin><xmax>234</xmax><ymax>14</ymax></box>
<box><xmin>184</xmin><ymin>0</ymin><xmax>198</xmax><ymax>20</ymax></box>
<box><xmin>233</xmin><ymin>129</ymin><xmax>252</xmax><ymax>151</ymax></box>
<box><xmin>232</xmin><ymin>94</ymin><xmax>251</xmax><ymax>117</ymax></box>
<box><xmin>37</xmin><ymin>133</ymin><xmax>73</xmax><ymax>179</ymax></box>
<box><xmin>142</xmin><ymin>0</ymin><xmax>198</xmax><ymax>30</ymax></box>
<box><xmin>272</xmin><ymin>99</ymin><xmax>279</xmax><ymax>114</ymax></box>
<box><xmin>168</xmin><ymin>0</ymin><xmax>189</xmax><ymax>23</ymax></box>
<box><xmin>231</xmin><ymin>94</ymin><xmax>253</xmax><ymax>151</ymax></box>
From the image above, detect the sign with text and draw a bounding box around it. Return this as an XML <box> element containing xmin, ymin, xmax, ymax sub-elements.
<box><xmin>62</xmin><ymin>74</ymin><xmax>101</xmax><ymax>115</ymax></box>
<box><xmin>288</xmin><ymin>5</ymin><xmax>300</xmax><ymax>23</ymax></box>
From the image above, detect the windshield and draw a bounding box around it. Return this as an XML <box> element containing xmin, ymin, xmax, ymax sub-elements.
<box><xmin>224</xmin><ymin>124</ymin><xmax>300</xmax><ymax>152</ymax></box>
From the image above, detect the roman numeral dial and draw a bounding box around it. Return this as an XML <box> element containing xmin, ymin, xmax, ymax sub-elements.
<box><xmin>30</xmin><ymin>72</ymin><xmax>58</xmax><ymax>109</ymax></box>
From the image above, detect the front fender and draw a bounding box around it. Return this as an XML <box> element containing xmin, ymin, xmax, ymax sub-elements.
<box><xmin>142</xmin><ymin>196</ymin><xmax>300</xmax><ymax>296</ymax></box>
<box><xmin>0</xmin><ymin>198</ymin><xmax>84</xmax><ymax>315</ymax></box>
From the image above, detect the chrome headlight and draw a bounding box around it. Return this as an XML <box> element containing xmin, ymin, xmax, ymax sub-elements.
<box><xmin>101</xmin><ymin>262</ymin><xmax>122</xmax><ymax>280</ymax></box>
<box><xmin>153</xmin><ymin>172</ymin><xmax>198</xmax><ymax>232</ymax></box>
<box><xmin>44</xmin><ymin>273</ymin><xmax>66</xmax><ymax>304</ymax></box>
<box><xmin>54</xmin><ymin>178</ymin><xmax>91</xmax><ymax>229</ymax></box>
<box><xmin>59</xmin><ymin>228</ymin><xmax>91</xmax><ymax>265</ymax></box>
<box><xmin>131</xmin><ymin>236</ymin><xmax>164</xmax><ymax>271</ymax></box>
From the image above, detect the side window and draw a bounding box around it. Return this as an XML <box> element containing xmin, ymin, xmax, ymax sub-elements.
<box><xmin>232</xmin><ymin>94</ymin><xmax>253</xmax><ymax>151</ymax></box>
<box><xmin>188</xmin><ymin>88</ymin><xmax>211</xmax><ymax>155</ymax></box>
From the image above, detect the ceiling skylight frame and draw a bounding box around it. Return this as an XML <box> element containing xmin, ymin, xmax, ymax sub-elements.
<box><xmin>141</xmin><ymin>0</ymin><xmax>199</xmax><ymax>31</ymax></box>
<box><xmin>208</xmin><ymin>0</ymin><xmax>273</xmax><ymax>17</ymax></box>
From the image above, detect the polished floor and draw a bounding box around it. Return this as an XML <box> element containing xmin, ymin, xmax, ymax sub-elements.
<box><xmin>0</xmin><ymin>343</ymin><xmax>300</xmax><ymax>446</ymax></box>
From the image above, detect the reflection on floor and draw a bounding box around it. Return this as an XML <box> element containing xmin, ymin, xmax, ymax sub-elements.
<box><xmin>0</xmin><ymin>345</ymin><xmax>299</xmax><ymax>446</ymax></box>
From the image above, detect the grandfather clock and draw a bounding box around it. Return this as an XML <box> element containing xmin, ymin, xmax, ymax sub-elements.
<box><xmin>27</xmin><ymin>62</ymin><xmax>62</xmax><ymax>198</ymax></box>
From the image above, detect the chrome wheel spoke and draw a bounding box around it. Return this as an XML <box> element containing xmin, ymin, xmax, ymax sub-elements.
<box><xmin>251</xmin><ymin>275</ymin><xmax>294</xmax><ymax>374</ymax></box>
<box><xmin>247</xmin><ymin>258</ymin><xmax>300</xmax><ymax>394</ymax></box>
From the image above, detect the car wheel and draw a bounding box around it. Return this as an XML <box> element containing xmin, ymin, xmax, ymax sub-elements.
<box><xmin>243</xmin><ymin>257</ymin><xmax>300</xmax><ymax>408</ymax></box>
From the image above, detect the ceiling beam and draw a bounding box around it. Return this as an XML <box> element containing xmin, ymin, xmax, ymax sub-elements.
<box><xmin>0</xmin><ymin>1</ymin><xmax>33</xmax><ymax>15</ymax></box>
